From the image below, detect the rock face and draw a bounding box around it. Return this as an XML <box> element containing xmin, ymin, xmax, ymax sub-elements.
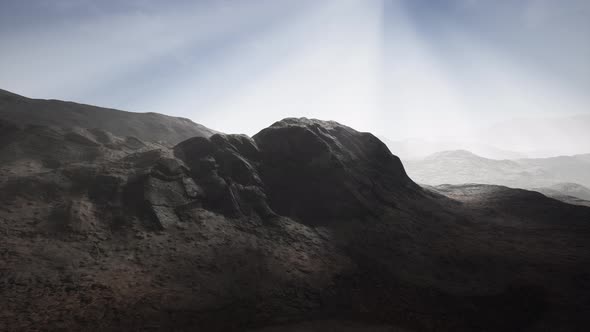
<box><xmin>172</xmin><ymin>118</ymin><xmax>421</xmax><ymax>224</ymax></box>
<box><xmin>1</xmin><ymin>115</ymin><xmax>590</xmax><ymax>331</ymax></box>
<box><xmin>253</xmin><ymin>118</ymin><xmax>419</xmax><ymax>223</ymax></box>
<box><xmin>173</xmin><ymin>134</ymin><xmax>272</xmax><ymax>220</ymax></box>
<box><xmin>0</xmin><ymin>88</ymin><xmax>217</xmax><ymax>145</ymax></box>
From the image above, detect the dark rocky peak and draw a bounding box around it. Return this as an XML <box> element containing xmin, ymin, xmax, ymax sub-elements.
<box><xmin>85</xmin><ymin>117</ymin><xmax>426</xmax><ymax>234</ymax></box>
<box><xmin>172</xmin><ymin>118</ymin><xmax>421</xmax><ymax>224</ymax></box>
<box><xmin>251</xmin><ymin>118</ymin><xmax>420</xmax><ymax>223</ymax></box>
<box><xmin>253</xmin><ymin>117</ymin><xmax>410</xmax><ymax>178</ymax></box>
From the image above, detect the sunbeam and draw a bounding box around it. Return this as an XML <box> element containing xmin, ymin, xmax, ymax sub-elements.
<box><xmin>0</xmin><ymin>0</ymin><xmax>588</xmax><ymax>155</ymax></box>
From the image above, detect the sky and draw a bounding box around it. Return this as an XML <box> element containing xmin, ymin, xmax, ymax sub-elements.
<box><xmin>1</xmin><ymin>0</ymin><xmax>589</xmax><ymax>146</ymax></box>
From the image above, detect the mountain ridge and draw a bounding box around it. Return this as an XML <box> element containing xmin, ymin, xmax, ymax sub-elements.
<box><xmin>0</xmin><ymin>88</ymin><xmax>218</xmax><ymax>146</ymax></box>
<box><xmin>405</xmin><ymin>149</ymin><xmax>590</xmax><ymax>189</ymax></box>
<box><xmin>1</xmin><ymin>97</ymin><xmax>589</xmax><ymax>330</ymax></box>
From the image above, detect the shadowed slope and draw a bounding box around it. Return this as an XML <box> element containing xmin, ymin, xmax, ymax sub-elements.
<box><xmin>0</xmin><ymin>88</ymin><xmax>217</xmax><ymax>145</ymax></box>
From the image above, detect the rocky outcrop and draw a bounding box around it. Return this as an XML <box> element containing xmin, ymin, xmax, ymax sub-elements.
<box><xmin>171</xmin><ymin>118</ymin><xmax>423</xmax><ymax>224</ymax></box>
<box><xmin>253</xmin><ymin>118</ymin><xmax>419</xmax><ymax>223</ymax></box>
<box><xmin>172</xmin><ymin>134</ymin><xmax>273</xmax><ymax>220</ymax></box>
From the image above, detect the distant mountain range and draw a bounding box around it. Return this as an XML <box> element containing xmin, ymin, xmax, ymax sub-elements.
<box><xmin>379</xmin><ymin>137</ymin><xmax>528</xmax><ymax>160</ymax></box>
<box><xmin>533</xmin><ymin>182</ymin><xmax>590</xmax><ymax>201</ymax></box>
<box><xmin>533</xmin><ymin>183</ymin><xmax>590</xmax><ymax>207</ymax></box>
<box><xmin>381</xmin><ymin>114</ymin><xmax>590</xmax><ymax>159</ymax></box>
<box><xmin>404</xmin><ymin>149</ymin><xmax>590</xmax><ymax>205</ymax></box>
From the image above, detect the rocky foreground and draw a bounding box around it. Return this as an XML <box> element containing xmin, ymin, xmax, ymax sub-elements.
<box><xmin>1</xmin><ymin>114</ymin><xmax>589</xmax><ymax>331</ymax></box>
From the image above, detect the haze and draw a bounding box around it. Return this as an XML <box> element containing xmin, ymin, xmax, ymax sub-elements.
<box><xmin>2</xmin><ymin>2</ymin><xmax>590</xmax><ymax>330</ymax></box>
<box><xmin>1</xmin><ymin>0</ymin><xmax>589</xmax><ymax>156</ymax></box>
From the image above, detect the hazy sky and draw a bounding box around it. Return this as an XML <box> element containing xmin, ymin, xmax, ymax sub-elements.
<box><xmin>1</xmin><ymin>0</ymin><xmax>589</xmax><ymax>140</ymax></box>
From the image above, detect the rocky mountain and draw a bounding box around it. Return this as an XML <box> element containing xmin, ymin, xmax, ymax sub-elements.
<box><xmin>0</xmin><ymin>89</ymin><xmax>217</xmax><ymax>146</ymax></box>
<box><xmin>404</xmin><ymin>149</ymin><xmax>590</xmax><ymax>190</ymax></box>
<box><xmin>1</xmin><ymin>112</ymin><xmax>590</xmax><ymax>331</ymax></box>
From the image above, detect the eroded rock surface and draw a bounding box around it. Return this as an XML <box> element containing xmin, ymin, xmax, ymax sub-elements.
<box><xmin>1</xmin><ymin>117</ymin><xmax>589</xmax><ymax>331</ymax></box>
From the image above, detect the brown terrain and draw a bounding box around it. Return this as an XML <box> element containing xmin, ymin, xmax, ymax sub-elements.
<box><xmin>1</xmin><ymin>92</ymin><xmax>589</xmax><ymax>331</ymax></box>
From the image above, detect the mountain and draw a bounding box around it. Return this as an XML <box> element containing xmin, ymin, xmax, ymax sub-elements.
<box><xmin>404</xmin><ymin>150</ymin><xmax>590</xmax><ymax>189</ymax></box>
<box><xmin>517</xmin><ymin>154</ymin><xmax>590</xmax><ymax>188</ymax></box>
<box><xmin>404</xmin><ymin>150</ymin><xmax>552</xmax><ymax>188</ymax></box>
<box><xmin>535</xmin><ymin>183</ymin><xmax>590</xmax><ymax>201</ymax></box>
<box><xmin>0</xmin><ymin>89</ymin><xmax>217</xmax><ymax>145</ymax></box>
<box><xmin>380</xmin><ymin>114</ymin><xmax>590</xmax><ymax>159</ymax></box>
<box><xmin>1</xmin><ymin>112</ymin><xmax>590</xmax><ymax>330</ymax></box>
<box><xmin>403</xmin><ymin>150</ymin><xmax>590</xmax><ymax>206</ymax></box>
<box><xmin>532</xmin><ymin>183</ymin><xmax>590</xmax><ymax>207</ymax></box>
<box><xmin>380</xmin><ymin>137</ymin><xmax>527</xmax><ymax>160</ymax></box>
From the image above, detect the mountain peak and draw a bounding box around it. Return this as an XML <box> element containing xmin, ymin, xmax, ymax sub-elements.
<box><xmin>173</xmin><ymin>117</ymin><xmax>420</xmax><ymax>224</ymax></box>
